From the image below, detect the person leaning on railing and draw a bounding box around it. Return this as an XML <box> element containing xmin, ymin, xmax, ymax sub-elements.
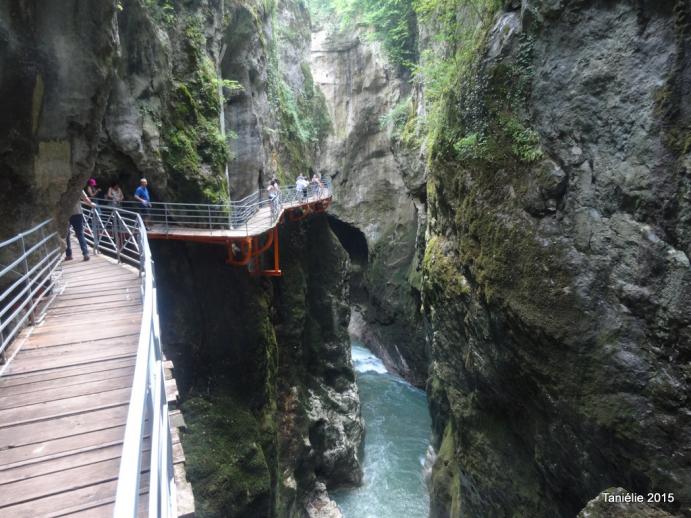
<box><xmin>311</xmin><ymin>174</ymin><xmax>324</xmax><ymax>199</ymax></box>
<box><xmin>134</xmin><ymin>178</ymin><xmax>152</xmax><ymax>230</ymax></box>
<box><xmin>268</xmin><ymin>179</ymin><xmax>280</xmax><ymax>218</ymax></box>
<box><xmin>66</xmin><ymin>191</ymin><xmax>94</xmax><ymax>262</ymax></box>
<box><xmin>106</xmin><ymin>181</ymin><xmax>124</xmax><ymax>207</ymax></box>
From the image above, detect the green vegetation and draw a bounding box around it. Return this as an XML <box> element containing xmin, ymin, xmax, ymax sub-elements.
<box><xmin>267</xmin><ymin>12</ymin><xmax>331</xmax><ymax>180</ymax></box>
<box><xmin>182</xmin><ymin>395</ymin><xmax>273</xmax><ymax>517</ymax></box>
<box><xmin>422</xmin><ymin>236</ymin><xmax>470</xmax><ymax>298</ymax></box>
<box><xmin>430</xmin><ymin>421</ymin><xmax>462</xmax><ymax>517</ymax></box>
<box><xmin>160</xmin><ymin>16</ymin><xmax>238</xmax><ymax>202</ymax></box>
<box><xmin>142</xmin><ymin>0</ymin><xmax>176</xmax><ymax>25</ymax></box>
<box><xmin>307</xmin><ymin>0</ymin><xmax>417</xmax><ymax>69</ymax></box>
<box><xmin>379</xmin><ymin>96</ymin><xmax>411</xmax><ymax>136</ymax></box>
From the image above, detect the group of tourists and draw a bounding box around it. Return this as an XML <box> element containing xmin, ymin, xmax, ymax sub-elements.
<box><xmin>267</xmin><ymin>173</ymin><xmax>325</xmax><ymax>215</ymax></box>
<box><xmin>65</xmin><ymin>171</ymin><xmax>325</xmax><ymax>262</ymax></box>
<box><xmin>296</xmin><ymin>173</ymin><xmax>324</xmax><ymax>200</ymax></box>
<box><xmin>65</xmin><ymin>177</ymin><xmax>152</xmax><ymax>261</ymax></box>
<box><xmin>85</xmin><ymin>178</ymin><xmax>126</xmax><ymax>206</ymax></box>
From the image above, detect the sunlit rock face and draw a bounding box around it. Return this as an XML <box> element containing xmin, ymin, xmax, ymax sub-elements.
<box><xmin>311</xmin><ymin>25</ymin><xmax>428</xmax><ymax>386</ymax></box>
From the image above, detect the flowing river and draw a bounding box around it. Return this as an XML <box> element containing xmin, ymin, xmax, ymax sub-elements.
<box><xmin>332</xmin><ymin>340</ymin><xmax>432</xmax><ymax>518</ymax></box>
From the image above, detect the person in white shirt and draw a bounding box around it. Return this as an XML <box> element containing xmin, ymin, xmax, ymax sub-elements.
<box><xmin>296</xmin><ymin>175</ymin><xmax>309</xmax><ymax>200</ymax></box>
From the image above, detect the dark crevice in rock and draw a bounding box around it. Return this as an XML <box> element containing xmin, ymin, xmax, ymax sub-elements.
<box><xmin>327</xmin><ymin>215</ymin><xmax>368</xmax><ymax>266</ymax></box>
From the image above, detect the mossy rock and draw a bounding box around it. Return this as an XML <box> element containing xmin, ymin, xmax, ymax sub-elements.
<box><xmin>422</xmin><ymin>235</ymin><xmax>471</xmax><ymax>300</ymax></box>
<box><xmin>430</xmin><ymin>422</ymin><xmax>462</xmax><ymax>518</ymax></box>
<box><xmin>182</xmin><ymin>395</ymin><xmax>274</xmax><ymax>518</ymax></box>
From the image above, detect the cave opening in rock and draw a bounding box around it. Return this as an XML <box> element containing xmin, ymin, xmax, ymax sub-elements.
<box><xmin>327</xmin><ymin>216</ymin><xmax>368</xmax><ymax>266</ymax></box>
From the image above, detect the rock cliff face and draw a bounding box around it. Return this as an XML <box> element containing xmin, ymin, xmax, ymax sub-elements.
<box><xmin>153</xmin><ymin>216</ymin><xmax>362</xmax><ymax>517</ymax></box>
<box><xmin>310</xmin><ymin>25</ymin><xmax>428</xmax><ymax>385</ymax></box>
<box><xmin>0</xmin><ymin>0</ymin><xmax>119</xmax><ymax>238</ymax></box>
<box><xmin>1</xmin><ymin>1</ymin><xmax>361</xmax><ymax>515</ymax></box>
<box><xmin>423</xmin><ymin>1</ymin><xmax>690</xmax><ymax>516</ymax></box>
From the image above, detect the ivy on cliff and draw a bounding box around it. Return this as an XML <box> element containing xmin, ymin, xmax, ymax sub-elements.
<box><xmin>308</xmin><ymin>0</ymin><xmax>418</xmax><ymax>69</ymax></box>
<box><xmin>158</xmin><ymin>13</ymin><xmax>239</xmax><ymax>203</ymax></box>
<box><xmin>267</xmin><ymin>4</ymin><xmax>332</xmax><ymax>179</ymax></box>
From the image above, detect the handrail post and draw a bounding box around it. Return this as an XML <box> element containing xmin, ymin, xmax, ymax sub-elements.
<box><xmin>165</xmin><ymin>204</ymin><xmax>169</xmax><ymax>230</ymax></box>
<box><xmin>19</xmin><ymin>235</ymin><xmax>36</xmax><ymax>325</ymax></box>
<box><xmin>92</xmin><ymin>209</ymin><xmax>97</xmax><ymax>254</ymax></box>
<box><xmin>114</xmin><ymin>214</ymin><xmax>121</xmax><ymax>264</ymax></box>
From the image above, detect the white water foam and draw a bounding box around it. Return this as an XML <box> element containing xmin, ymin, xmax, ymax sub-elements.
<box><xmin>351</xmin><ymin>342</ymin><xmax>388</xmax><ymax>374</ymax></box>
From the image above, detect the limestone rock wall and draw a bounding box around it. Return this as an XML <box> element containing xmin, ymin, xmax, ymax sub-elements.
<box><xmin>152</xmin><ymin>216</ymin><xmax>362</xmax><ymax>517</ymax></box>
<box><xmin>311</xmin><ymin>26</ymin><xmax>428</xmax><ymax>385</ymax></box>
<box><xmin>423</xmin><ymin>1</ymin><xmax>691</xmax><ymax>516</ymax></box>
<box><xmin>0</xmin><ymin>0</ymin><xmax>119</xmax><ymax>238</ymax></box>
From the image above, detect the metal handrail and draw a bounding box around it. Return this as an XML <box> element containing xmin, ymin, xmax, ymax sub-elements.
<box><xmin>81</xmin><ymin>205</ymin><xmax>176</xmax><ymax>517</ymax></box>
<box><xmin>71</xmin><ymin>178</ymin><xmax>333</xmax><ymax>516</ymax></box>
<box><xmin>0</xmin><ymin>220</ymin><xmax>62</xmax><ymax>360</ymax></box>
<box><xmin>89</xmin><ymin>178</ymin><xmax>332</xmax><ymax>234</ymax></box>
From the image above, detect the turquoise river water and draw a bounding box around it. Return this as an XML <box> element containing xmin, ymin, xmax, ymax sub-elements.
<box><xmin>332</xmin><ymin>341</ymin><xmax>432</xmax><ymax>518</ymax></box>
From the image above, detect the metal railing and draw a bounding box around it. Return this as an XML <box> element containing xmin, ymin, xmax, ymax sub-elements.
<box><xmin>81</xmin><ymin>205</ymin><xmax>176</xmax><ymax>517</ymax></box>
<box><xmin>77</xmin><ymin>178</ymin><xmax>333</xmax><ymax>516</ymax></box>
<box><xmin>82</xmin><ymin>204</ymin><xmax>143</xmax><ymax>267</ymax></box>
<box><xmin>0</xmin><ymin>220</ymin><xmax>62</xmax><ymax>362</ymax></box>
<box><xmin>90</xmin><ymin>178</ymin><xmax>332</xmax><ymax>235</ymax></box>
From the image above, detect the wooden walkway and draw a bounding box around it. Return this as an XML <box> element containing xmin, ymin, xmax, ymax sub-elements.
<box><xmin>0</xmin><ymin>253</ymin><xmax>147</xmax><ymax>516</ymax></box>
<box><xmin>147</xmin><ymin>191</ymin><xmax>331</xmax><ymax>242</ymax></box>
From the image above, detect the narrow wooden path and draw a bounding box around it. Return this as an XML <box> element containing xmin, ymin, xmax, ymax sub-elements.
<box><xmin>0</xmin><ymin>252</ymin><xmax>145</xmax><ymax>516</ymax></box>
<box><xmin>147</xmin><ymin>190</ymin><xmax>330</xmax><ymax>241</ymax></box>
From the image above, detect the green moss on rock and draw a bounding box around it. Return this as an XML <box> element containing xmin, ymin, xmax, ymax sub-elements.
<box><xmin>159</xmin><ymin>13</ymin><xmax>232</xmax><ymax>203</ymax></box>
<box><xmin>422</xmin><ymin>235</ymin><xmax>470</xmax><ymax>299</ymax></box>
<box><xmin>182</xmin><ymin>395</ymin><xmax>273</xmax><ymax>518</ymax></box>
<box><xmin>430</xmin><ymin>422</ymin><xmax>462</xmax><ymax>518</ymax></box>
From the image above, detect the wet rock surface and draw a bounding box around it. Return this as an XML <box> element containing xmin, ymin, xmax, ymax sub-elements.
<box><xmin>424</xmin><ymin>1</ymin><xmax>691</xmax><ymax>516</ymax></box>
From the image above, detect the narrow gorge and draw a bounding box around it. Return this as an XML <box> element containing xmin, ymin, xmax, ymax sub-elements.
<box><xmin>1</xmin><ymin>0</ymin><xmax>689</xmax><ymax>517</ymax></box>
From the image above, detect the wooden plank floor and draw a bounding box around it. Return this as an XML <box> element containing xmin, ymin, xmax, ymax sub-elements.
<box><xmin>0</xmin><ymin>252</ymin><xmax>143</xmax><ymax>517</ymax></box>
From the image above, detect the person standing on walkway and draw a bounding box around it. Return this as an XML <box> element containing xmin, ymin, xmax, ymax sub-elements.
<box><xmin>106</xmin><ymin>181</ymin><xmax>124</xmax><ymax>207</ymax></box>
<box><xmin>311</xmin><ymin>173</ymin><xmax>323</xmax><ymax>198</ymax></box>
<box><xmin>65</xmin><ymin>191</ymin><xmax>93</xmax><ymax>261</ymax></box>
<box><xmin>86</xmin><ymin>178</ymin><xmax>101</xmax><ymax>201</ymax></box>
<box><xmin>296</xmin><ymin>174</ymin><xmax>309</xmax><ymax>200</ymax></box>
<box><xmin>268</xmin><ymin>179</ymin><xmax>280</xmax><ymax>219</ymax></box>
<box><xmin>134</xmin><ymin>178</ymin><xmax>152</xmax><ymax>229</ymax></box>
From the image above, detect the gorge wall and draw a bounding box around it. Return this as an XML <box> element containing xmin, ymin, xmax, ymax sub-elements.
<box><xmin>306</xmin><ymin>0</ymin><xmax>691</xmax><ymax>515</ymax></box>
<box><xmin>310</xmin><ymin>22</ymin><xmax>428</xmax><ymax>386</ymax></box>
<box><xmin>420</xmin><ymin>1</ymin><xmax>691</xmax><ymax>516</ymax></box>
<box><xmin>153</xmin><ymin>216</ymin><xmax>362</xmax><ymax>517</ymax></box>
<box><xmin>1</xmin><ymin>1</ymin><xmax>362</xmax><ymax>516</ymax></box>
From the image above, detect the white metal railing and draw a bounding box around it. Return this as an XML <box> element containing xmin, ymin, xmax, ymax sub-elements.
<box><xmin>90</xmin><ymin>178</ymin><xmax>332</xmax><ymax>235</ymax></box>
<box><xmin>81</xmin><ymin>205</ymin><xmax>176</xmax><ymax>517</ymax></box>
<box><xmin>0</xmin><ymin>220</ymin><xmax>62</xmax><ymax>362</ymax></box>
